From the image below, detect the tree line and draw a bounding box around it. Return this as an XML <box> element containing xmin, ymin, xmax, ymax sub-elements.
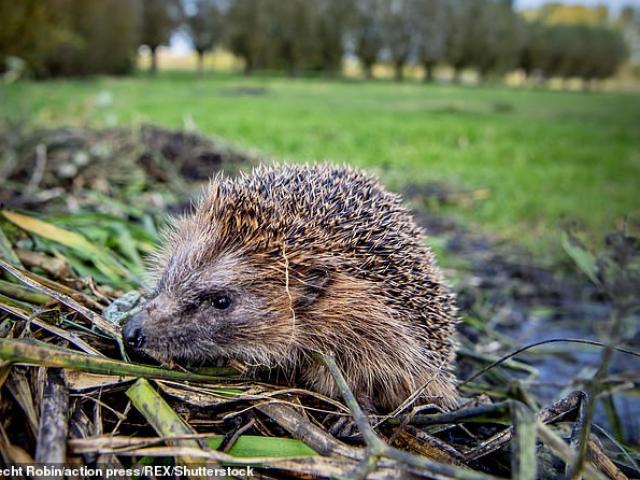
<box><xmin>0</xmin><ymin>0</ymin><xmax>630</xmax><ymax>83</ymax></box>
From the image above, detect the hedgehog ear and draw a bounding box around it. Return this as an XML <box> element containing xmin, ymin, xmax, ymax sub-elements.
<box><xmin>296</xmin><ymin>267</ymin><xmax>330</xmax><ymax>309</ymax></box>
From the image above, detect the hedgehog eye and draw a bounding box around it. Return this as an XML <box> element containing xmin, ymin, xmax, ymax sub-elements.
<box><xmin>210</xmin><ymin>293</ymin><xmax>232</xmax><ymax>310</ymax></box>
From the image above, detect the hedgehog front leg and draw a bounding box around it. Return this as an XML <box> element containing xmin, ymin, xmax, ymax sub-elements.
<box><xmin>301</xmin><ymin>357</ymin><xmax>380</xmax><ymax>439</ymax></box>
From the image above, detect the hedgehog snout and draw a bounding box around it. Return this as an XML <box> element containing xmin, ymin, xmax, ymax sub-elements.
<box><xmin>123</xmin><ymin>313</ymin><xmax>146</xmax><ymax>349</ymax></box>
<box><xmin>121</xmin><ymin>297</ymin><xmax>166</xmax><ymax>351</ymax></box>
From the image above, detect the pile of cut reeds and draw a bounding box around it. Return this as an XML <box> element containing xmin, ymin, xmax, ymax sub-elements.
<box><xmin>0</xmin><ymin>125</ymin><xmax>638</xmax><ymax>479</ymax></box>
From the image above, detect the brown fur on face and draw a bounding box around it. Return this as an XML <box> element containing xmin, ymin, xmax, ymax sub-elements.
<box><xmin>128</xmin><ymin>165</ymin><xmax>458</xmax><ymax>411</ymax></box>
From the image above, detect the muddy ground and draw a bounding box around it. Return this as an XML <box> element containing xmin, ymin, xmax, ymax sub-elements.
<box><xmin>412</xmin><ymin>201</ymin><xmax>639</xmax><ymax>442</ymax></box>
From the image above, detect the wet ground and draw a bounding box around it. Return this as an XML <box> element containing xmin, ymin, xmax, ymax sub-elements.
<box><xmin>409</xmin><ymin>200</ymin><xmax>640</xmax><ymax>443</ymax></box>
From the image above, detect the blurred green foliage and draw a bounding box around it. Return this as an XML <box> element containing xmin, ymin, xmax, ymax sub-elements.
<box><xmin>0</xmin><ymin>0</ymin><xmax>140</xmax><ymax>77</ymax></box>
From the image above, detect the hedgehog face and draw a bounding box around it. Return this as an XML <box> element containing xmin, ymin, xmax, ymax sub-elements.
<box><xmin>122</xmin><ymin>251</ymin><xmax>328</xmax><ymax>368</ymax></box>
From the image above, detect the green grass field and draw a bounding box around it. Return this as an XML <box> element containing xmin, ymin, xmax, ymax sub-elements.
<box><xmin>3</xmin><ymin>72</ymin><xmax>640</xmax><ymax>257</ymax></box>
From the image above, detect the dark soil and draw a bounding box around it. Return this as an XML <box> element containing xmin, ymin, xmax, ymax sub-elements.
<box><xmin>0</xmin><ymin>125</ymin><xmax>255</xmax><ymax>211</ymax></box>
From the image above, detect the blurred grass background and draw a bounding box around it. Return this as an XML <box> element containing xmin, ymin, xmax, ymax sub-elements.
<box><xmin>4</xmin><ymin>72</ymin><xmax>639</xmax><ymax>257</ymax></box>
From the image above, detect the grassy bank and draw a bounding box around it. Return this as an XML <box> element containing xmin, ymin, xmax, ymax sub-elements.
<box><xmin>3</xmin><ymin>72</ymin><xmax>639</xmax><ymax>256</ymax></box>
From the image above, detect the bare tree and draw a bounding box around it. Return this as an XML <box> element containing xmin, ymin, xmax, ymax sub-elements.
<box><xmin>382</xmin><ymin>0</ymin><xmax>414</xmax><ymax>81</ymax></box>
<box><xmin>268</xmin><ymin>0</ymin><xmax>318</xmax><ymax>76</ymax></box>
<box><xmin>315</xmin><ymin>0</ymin><xmax>354</xmax><ymax>75</ymax></box>
<box><xmin>469</xmin><ymin>1</ymin><xmax>523</xmax><ymax>81</ymax></box>
<box><xmin>140</xmin><ymin>0</ymin><xmax>182</xmax><ymax>74</ymax></box>
<box><xmin>226</xmin><ymin>0</ymin><xmax>272</xmax><ymax>74</ymax></box>
<box><xmin>411</xmin><ymin>0</ymin><xmax>448</xmax><ymax>82</ymax></box>
<box><xmin>185</xmin><ymin>0</ymin><xmax>225</xmax><ymax>75</ymax></box>
<box><xmin>445</xmin><ymin>0</ymin><xmax>477</xmax><ymax>83</ymax></box>
<box><xmin>352</xmin><ymin>0</ymin><xmax>385</xmax><ymax>79</ymax></box>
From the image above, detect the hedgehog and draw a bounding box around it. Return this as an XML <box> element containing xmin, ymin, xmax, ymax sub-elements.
<box><xmin>123</xmin><ymin>164</ymin><xmax>458</xmax><ymax>411</ymax></box>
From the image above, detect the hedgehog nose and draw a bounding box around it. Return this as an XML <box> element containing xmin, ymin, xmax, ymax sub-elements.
<box><xmin>123</xmin><ymin>314</ymin><xmax>145</xmax><ymax>349</ymax></box>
